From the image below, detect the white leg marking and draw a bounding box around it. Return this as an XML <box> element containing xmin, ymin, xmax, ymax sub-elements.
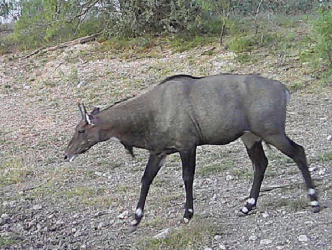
<box><xmin>310</xmin><ymin>201</ymin><xmax>319</xmax><ymax>206</ymax></box>
<box><xmin>135</xmin><ymin>208</ymin><xmax>143</xmax><ymax>217</ymax></box>
<box><xmin>131</xmin><ymin>220</ymin><xmax>138</xmax><ymax>226</ymax></box>
<box><xmin>183</xmin><ymin>218</ymin><xmax>189</xmax><ymax>224</ymax></box>
<box><xmin>241</xmin><ymin>207</ymin><xmax>249</xmax><ymax>213</ymax></box>
<box><xmin>308</xmin><ymin>188</ymin><xmax>316</xmax><ymax>195</ymax></box>
<box><xmin>247</xmin><ymin>198</ymin><xmax>256</xmax><ymax>205</ymax></box>
<box><xmin>188</xmin><ymin>209</ymin><xmax>193</xmax><ymax>213</ymax></box>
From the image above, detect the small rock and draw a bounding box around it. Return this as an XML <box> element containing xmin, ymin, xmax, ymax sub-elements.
<box><xmin>309</xmin><ymin>166</ymin><xmax>318</xmax><ymax>172</ymax></box>
<box><xmin>94</xmin><ymin>211</ymin><xmax>106</xmax><ymax>217</ymax></box>
<box><xmin>327</xmin><ymin>135</ymin><xmax>332</xmax><ymax>141</ymax></box>
<box><xmin>1</xmin><ymin>213</ymin><xmax>10</xmax><ymax>220</ymax></box>
<box><xmin>249</xmin><ymin>235</ymin><xmax>258</xmax><ymax>241</ymax></box>
<box><xmin>219</xmin><ymin>243</ymin><xmax>227</xmax><ymax>250</ymax></box>
<box><xmin>74</xmin><ymin>230</ymin><xmax>83</xmax><ymax>237</ymax></box>
<box><xmin>56</xmin><ymin>220</ymin><xmax>65</xmax><ymax>225</ymax></box>
<box><xmin>204</xmin><ymin>248</ymin><xmax>212</xmax><ymax>250</ymax></box>
<box><xmin>80</xmin><ymin>244</ymin><xmax>87</xmax><ymax>249</ymax></box>
<box><xmin>72</xmin><ymin>228</ymin><xmax>77</xmax><ymax>233</ymax></box>
<box><xmin>214</xmin><ymin>235</ymin><xmax>222</xmax><ymax>241</ymax></box>
<box><xmin>153</xmin><ymin>228</ymin><xmax>171</xmax><ymax>239</ymax></box>
<box><xmin>226</xmin><ymin>175</ymin><xmax>234</xmax><ymax>181</ymax></box>
<box><xmin>23</xmin><ymin>84</ymin><xmax>31</xmax><ymax>89</ymax></box>
<box><xmin>94</xmin><ymin>171</ymin><xmax>103</xmax><ymax>177</ymax></box>
<box><xmin>3</xmin><ymin>201</ymin><xmax>15</xmax><ymax>207</ymax></box>
<box><xmin>262</xmin><ymin>212</ymin><xmax>269</xmax><ymax>218</ymax></box>
<box><xmin>298</xmin><ymin>235</ymin><xmax>308</xmax><ymax>242</ymax></box>
<box><xmin>32</xmin><ymin>204</ymin><xmax>42</xmax><ymax>210</ymax></box>
<box><xmin>260</xmin><ymin>239</ymin><xmax>272</xmax><ymax>245</ymax></box>
<box><xmin>318</xmin><ymin>168</ymin><xmax>326</xmax><ymax>175</ymax></box>
<box><xmin>97</xmin><ymin>222</ymin><xmax>104</xmax><ymax>230</ymax></box>
<box><xmin>117</xmin><ymin>211</ymin><xmax>129</xmax><ymax>219</ymax></box>
<box><xmin>220</xmin><ymin>198</ymin><xmax>227</xmax><ymax>204</ymax></box>
<box><xmin>77</xmin><ymin>81</ymin><xmax>87</xmax><ymax>88</ymax></box>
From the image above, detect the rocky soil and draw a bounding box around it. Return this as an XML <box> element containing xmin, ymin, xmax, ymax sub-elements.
<box><xmin>0</xmin><ymin>37</ymin><xmax>331</xmax><ymax>250</ymax></box>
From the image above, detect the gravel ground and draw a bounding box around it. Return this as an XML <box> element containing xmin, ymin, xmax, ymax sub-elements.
<box><xmin>0</xmin><ymin>39</ymin><xmax>331</xmax><ymax>250</ymax></box>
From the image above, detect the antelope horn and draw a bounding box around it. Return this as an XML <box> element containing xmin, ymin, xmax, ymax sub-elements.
<box><xmin>82</xmin><ymin>103</ymin><xmax>88</xmax><ymax>115</ymax></box>
<box><xmin>82</xmin><ymin>103</ymin><xmax>92</xmax><ymax>124</ymax></box>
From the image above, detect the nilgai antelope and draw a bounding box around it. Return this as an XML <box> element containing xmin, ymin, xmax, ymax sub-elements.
<box><xmin>64</xmin><ymin>74</ymin><xmax>320</xmax><ymax>230</ymax></box>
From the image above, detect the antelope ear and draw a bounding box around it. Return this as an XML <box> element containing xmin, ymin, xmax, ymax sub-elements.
<box><xmin>91</xmin><ymin>107</ymin><xmax>100</xmax><ymax>115</ymax></box>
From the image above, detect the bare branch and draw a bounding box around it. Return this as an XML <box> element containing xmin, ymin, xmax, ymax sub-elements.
<box><xmin>67</xmin><ymin>0</ymin><xmax>100</xmax><ymax>23</ymax></box>
<box><xmin>254</xmin><ymin>0</ymin><xmax>265</xmax><ymax>35</ymax></box>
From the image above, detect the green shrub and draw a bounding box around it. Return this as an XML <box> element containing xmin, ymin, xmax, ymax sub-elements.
<box><xmin>136</xmin><ymin>220</ymin><xmax>221</xmax><ymax>249</ymax></box>
<box><xmin>9</xmin><ymin>0</ymin><xmax>104</xmax><ymax>49</ymax></box>
<box><xmin>298</xmin><ymin>5</ymin><xmax>332</xmax><ymax>83</ymax></box>
<box><xmin>313</xmin><ymin>6</ymin><xmax>332</xmax><ymax>68</ymax></box>
<box><xmin>226</xmin><ymin>35</ymin><xmax>256</xmax><ymax>53</ymax></box>
<box><xmin>169</xmin><ymin>35</ymin><xmax>216</xmax><ymax>52</ymax></box>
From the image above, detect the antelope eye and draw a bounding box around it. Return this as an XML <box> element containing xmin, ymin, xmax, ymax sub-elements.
<box><xmin>78</xmin><ymin>129</ymin><xmax>85</xmax><ymax>134</ymax></box>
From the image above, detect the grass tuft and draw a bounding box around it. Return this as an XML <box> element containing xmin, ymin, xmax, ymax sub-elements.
<box><xmin>0</xmin><ymin>157</ymin><xmax>32</xmax><ymax>187</ymax></box>
<box><xmin>0</xmin><ymin>236</ymin><xmax>16</xmax><ymax>248</ymax></box>
<box><xmin>135</xmin><ymin>219</ymin><xmax>221</xmax><ymax>250</ymax></box>
<box><xmin>198</xmin><ymin>162</ymin><xmax>232</xmax><ymax>177</ymax></box>
<box><xmin>317</xmin><ymin>152</ymin><xmax>332</xmax><ymax>162</ymax></box>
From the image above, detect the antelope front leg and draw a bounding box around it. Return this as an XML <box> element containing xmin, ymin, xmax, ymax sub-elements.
<box><xmin>179</xmin><ymin>147</ymin><xmax>197</xmax><ymax>223</ymax></box>
<box><xmin>131</xmin><ymin>154</ymin><xmax>165</xmax><ymax>230</ymax></box>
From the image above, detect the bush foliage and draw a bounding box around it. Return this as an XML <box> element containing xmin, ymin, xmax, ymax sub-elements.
<box><xmin>4</xmin><ymin>0</ymin><xmax>324</xmax><ymax>49</ymax></box>
<box><xmin>313</xmin><ymin>6</ymin><xmax>332</xmax><ymax>67</ymax></box>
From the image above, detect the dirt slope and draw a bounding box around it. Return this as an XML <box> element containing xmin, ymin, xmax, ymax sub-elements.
<box><xmin>0</xmin><ymin>39</ymin><xmax>331</xmax><ymax>250</ymax></box>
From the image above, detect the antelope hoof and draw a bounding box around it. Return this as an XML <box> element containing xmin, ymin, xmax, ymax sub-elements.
<box><xmin>182</xmin><ymin>217</ymin><xmax>190</xmax><ymax>224</ymax></box>
<box><xmin>310</xmin><ymin>200</ymin><xmax>320</xmax><ymax>213</ymax></box>
<box><xmin>182</xmin><ymin>208</ymin><xmax>194</xmax><ymax>224</ymax></box>
<box><xmin>240</xmin><ymin>206</ymin><xmax>250</xmax><ymax>215</ymax></box>
<box><xmin>239</xmin><ymin>205</ymin><xmax>256</xmax><ymax>217</ymax></box>
<box><xmin>312</xmin><ymin>205</ymin><xmax>320</xmax><ymax>213</ymax></box>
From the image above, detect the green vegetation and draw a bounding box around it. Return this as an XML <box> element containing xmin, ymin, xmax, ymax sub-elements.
<box><xmin>136</xmin><ymin>219</ymin><xmax>222</xmax><ymax>249</ymax></box>
<box><xmin>7</xmin><ymin>0</ymin><xmax>103</xmax><ymax>50</ymax></box>
<box><xmin>268</xmin><ymin>197</ymin><xmax>308</xmax><ymax>211</ymax></box>
<box><xmin>317</xmin><ymin>152</ymin><xmax>332</xmax><ymax>162</ymax></box>
<box><xmin>0</xmin><ymin>157</ymin><xmax>32</xmax><ymax>187</ymax></box>
<box><xmin>169</xmin><ymin>35</ymin><xmax>217</xmax><ymax>53</ymax></box>
<box><xmin>311</xmin><ymin>6</ymin><xmax>332</xmax><ymax>84</ymax></box>
<box><xmin>141</xmin><ymin>216</ymin><xmax>164</xmax><ymax>228</ymax></box>
<box><xmin>0</xmin><ymin>236</ymin><xmax>16</xmax><ymax>248</ymax></box>
<box><xmin>198</xmin><ymin>161</ymin><xmax>233</xmax><ymax>177</ymax></box>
